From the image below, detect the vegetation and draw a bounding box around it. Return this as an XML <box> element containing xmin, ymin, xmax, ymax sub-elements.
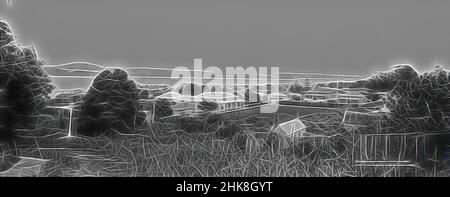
<box><xmin>2</xmin><ymin>20</ymin><xmax>450</xmax><ymax>177</ymax></box>
<box><xmin>198</xmin><ymin>100</ymin><xmax>218</xmax><ymax>111</ymax></box>
<box><xmin>77</xmin><ymin>69</ymin><xmax>146</xmax><ymax>137</ymax></box>
<box><xmin>6</xmin><ymin>107</ymin><xmax>448</xmax><ymax>177</ymax></box>
<box><xmin>0</xmin><ymin>20</ymin><xmax>55</xmax><ymax>144</ymax></box>
<box><xmin>153</xmin><ymin>98</ymin><xmax>174</xmax><ymax>118</ymax></box>
<box><xmin>386</xmin><ymin>65</ymin><xmax>450</xmax><ymax>128</ymax></box>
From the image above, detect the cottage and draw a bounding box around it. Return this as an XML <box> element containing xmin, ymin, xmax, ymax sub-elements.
<box><xmin>271</xmin><ymin>118</ymin><xmax>308</xmax><ymax>149</ymax></box>
<box><xmin>272</xmin><ymin>118</ymin><xmax>307</xmax><ymax>138</ymax></box>
<box><xmin>198</xmin><ymin>92</ymin><xmax>245</xmax><ymax>111</ymax></box>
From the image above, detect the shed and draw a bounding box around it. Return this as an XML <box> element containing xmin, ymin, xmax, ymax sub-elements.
<box><xmin>272</xmin><ymin>118</ymin><xmax>307</xmax><ymax>138</ymax></box>
<box><xmin>270</xmin><ymin>118</ymin><xmax>308</xmax><ymax>149</ymax></box>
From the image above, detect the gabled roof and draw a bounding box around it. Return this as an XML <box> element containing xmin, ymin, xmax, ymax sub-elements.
<box><xmin>196</xmin><ymin>92</ymin><xmax>245</xmax><ymax>103</ymax></box>
<box><xmin>273</xmin><ymin>118</ymin><xmax>306</xmax><ymax>135</ymax></box>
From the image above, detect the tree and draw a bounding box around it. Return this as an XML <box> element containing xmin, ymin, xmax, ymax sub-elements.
<box><xmin>0</xmin><ymin>20</ymin><xmax>55</xmax><ymax>144</ymax></box>
<box><xmin>383</xmin><ymin>65</ymin><xmax>450</xmax><ymax>166</ymax></box>
<box><xmin>77</xmin><ymin>68</ymin><xmax>146</xmax><ymax>136</ymax></box>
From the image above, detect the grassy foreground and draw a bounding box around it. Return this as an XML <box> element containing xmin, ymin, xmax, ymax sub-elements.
<box><xmin>3</xmin><ymin>110</ymin><xmax>450</xmax><ymax>177</ymax></box>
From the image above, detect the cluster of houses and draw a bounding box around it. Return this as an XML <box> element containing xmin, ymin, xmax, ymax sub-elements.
<box><xmin>300</xmin><ymin>86</ymin><xmax>371</xmax><ymax>104</ymax></box>
<box><xmin>286</xmin><ymin>79</ymin><xmax>375</xmax><ymax>105</ymax></box>
<box><xmin>151</xmin><ymin>80</ymin><xmax>379</xmax><ymax>114</ymax></box>
<box><xmin>156</xmin><ymin>83</ymin><xmax>248</xmax><ymax>113</ymax></box>
<box><xmin>46</xmin><ymin>79</ymin><xmax>380</xmax><ymax>116</ymax></box>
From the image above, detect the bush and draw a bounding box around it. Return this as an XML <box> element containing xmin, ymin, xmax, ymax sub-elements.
<box><xmin>386</xmin><ymin>65</ymin><xmax>450</xmax><ymax>129</ymax></box>
<box><xmin>77</xmin><ymin>68</ymin><xmax>145</xmax><ymax>137</ymax></box>
<box><xmin>215</xmin><ymin>121</ymin><xmax>243</xmax><ymax>139</ymax></box>
<box><xmin>0</xmin><ymin>20</ymin><xmax>55</xmax><ymax>143</ymax></box>
<box><xmin>381</xmin><ymin>65</ymin><xmax>450</xmax><ymax>165</ymax></box>
<box><xmin>198</xmin><ymin>100</ymin><xmax>218</xmax><ymax>111</ymax></box>
<box><xmin>153</xmin><ymin>98</ymin><xmax>174</xmax><ymax>118</ymax></box>
<box><xmin>287</xmin><ymin>84</ymin><xmax>311</xmax><ymax>94</ymax></box>
<box><xmin>178</xmin><ymin>116</ymin><xmax>204</xmax><ymax>134</ymax></box>
<box><xmin>177</xmin><ymin>113</ymin><xmax>222</xmax><ymax>134</ymax></box>
<box><xmin>363</xmin><ymin>64</ymin><xmax>419</xmax><ymax>92</ymax></box>
<box><xmin>0</xmin><ymin>20</ymin><xmax>14</xmax><ymax>46</ymax></box>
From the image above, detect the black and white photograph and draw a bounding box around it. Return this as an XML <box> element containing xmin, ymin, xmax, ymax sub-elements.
<box><xmin>1</xmin><ymin>0</ymin><xmax>450</xmax><ymax>181</ymax></box>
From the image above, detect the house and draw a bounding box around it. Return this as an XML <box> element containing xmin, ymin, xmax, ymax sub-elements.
<box><xmin>155</xmin><ymin>91</ymin><xmax>245</xmax><ymax>112</ymax></box>
<box><xmin>272</xmin><ymin>118</ymin><xmax>307</xmax><ymax>138</ymax></box>
<box><xmin>267</xmin><ymin>93</ymin><xmax>290</xmax><ymax>102</ymax></box>
<box><xmin>301</xmin><ymin>86</ymin><xmax>372</xmax><ymax>105</ymax></box>
<box><xmin>198</xmin><ymin>92</ymin><xmax>245</xmax><ymax>111</ymax></box>
<box><xmin>338</xmin><ymin>94</ymin><xmax>370</xmax><ymax>104</ymax></box>
<box><xmin>326</xmin><ymin>94</ymin><xmax>371</xmax><ymax>105</ymax></box>
<box><xmin>271</xmin><ymin>118</ymin><xmax>308</xmax><ymax>149</ymax></box>
<box><xmin>302</xmin><ymin>86</ymin><xmax>345</xmax><ymax>101</ymax></box>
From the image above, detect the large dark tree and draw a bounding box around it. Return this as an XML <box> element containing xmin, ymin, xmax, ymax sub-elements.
<box><xmin>0</xmin><ymin>20</ymin><xmax>55</xmax><ymax>144</ymax></box>
<box><xmin>379</xmin><ymin>65</ymin><xmax>450</xmax><ymax>167</ymax></box>
<box><xmin>77</xmin><ymin>68</ymin><xmax>146</xmax><ymax>137</ymax></box>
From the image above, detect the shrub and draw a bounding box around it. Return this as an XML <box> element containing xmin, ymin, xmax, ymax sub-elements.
<box><xmin>153</xmin><ymin>98</ymin><xmax>174</xmax><ymax>118</ymax></box>
<box><xmin>215</xmin><ymin>121</ymin><xmax>243</xmax><ymax>139</ymax></box>
<box><xmin>363</xmin><ymin>64</ymin><xmax>419</xmax><ymax>92</ymax></box>
<box><xmin>288</xmin><ymin>83</ymin><xmax>311</xmax><ymax>94</ymax></box>
<box><xmin>386</xmin><ymin>65</ymin><xmax>450</xmax><ymax>129</ymax></box>
<box><xmin>381</xmin><ymin>65</ymin><xmax>450</xmax><ymax>165</ymax></box>
<box><xmin>177</xmin><ymin>113</ymin><xmax>222</xmax><ymax>134</ymax></box>
<box><xmin>198</xmin><ymin>100</ymin><xmax>218</xmax><ymax>111</ymax></box>
<box><xmin>77</xmin><ymin>68</ymin><xmax>145</xmax><ymax>137</ymax></box>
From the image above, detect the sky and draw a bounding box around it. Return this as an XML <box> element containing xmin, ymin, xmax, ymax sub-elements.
<box><xmin>1</xmin><ymin>0</ymin><xmax>450</xmax><ymax>76</ymax></box>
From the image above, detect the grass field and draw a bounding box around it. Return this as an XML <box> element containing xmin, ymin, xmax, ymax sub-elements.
<box><xmin>3</xmin><ymin>108</ymin><xmax>449</xmax><ymax>177</ymax></box>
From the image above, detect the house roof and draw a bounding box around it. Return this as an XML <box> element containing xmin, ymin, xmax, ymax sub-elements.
<box><xmin>156</xmin><ymin>91</ymin><xmax>245</xmax><ymax>104</ymax></box>
<box><xmin>273</xmin><ymin>118</ymin><xmax>306</xmax><ymax>135</ymax></box>
<box><xmin>196</xmin><ymin>92</ymin><xmax>245</xmax><ymax>103</ymax></box>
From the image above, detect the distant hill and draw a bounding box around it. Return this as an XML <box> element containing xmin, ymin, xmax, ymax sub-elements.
<box><xmin>42</xmin><ymin>62</ymin><xmax>173</xmax><ymax>77</ymax></box>
<box><xmin>43</xmin><ymin>62</ymin><xmax>105</xmax><ymax>71</ymax></box>
<box><xmin>43</xmin><ymin>67</ymin><xmax>99</xmax><ymax>76</ymax></box>
<box><xmin>124</xmin><ymin>67</ymin><xmax>172</xmax><ymax>77</ymax></box>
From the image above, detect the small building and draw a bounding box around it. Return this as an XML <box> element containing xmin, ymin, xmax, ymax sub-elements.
<box><xmin>328</xmin><ymin>94</ymin><xmax>371</xmax><ymax>105</ymax></box>
<box><xmin>302</xmin><ymin>86</ymin><xmax>346</xmax><ymax>101</ymax></box>
<box><xmin>271</xmin><ymin>118</ymin><xmax>308</xmax><ymax>149</ymax></box>
<box><xmin>301</xmin><ymin>86</ymin><xmax>372</xmax><ymax>105</ymax></box>
<box><xmin>198</xmin><ymin>92</ymin><xmax>245</xmax><ymax>111</ymax></box>
<box><xmin>155</xmin><ymin>91</ymin><xmax>245</xmax><ymax>112</ymax></box>
<box><xmin>272</xmin><ymin>118</ymin><xmax>307</xmax><ymax>138</ymax></box>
